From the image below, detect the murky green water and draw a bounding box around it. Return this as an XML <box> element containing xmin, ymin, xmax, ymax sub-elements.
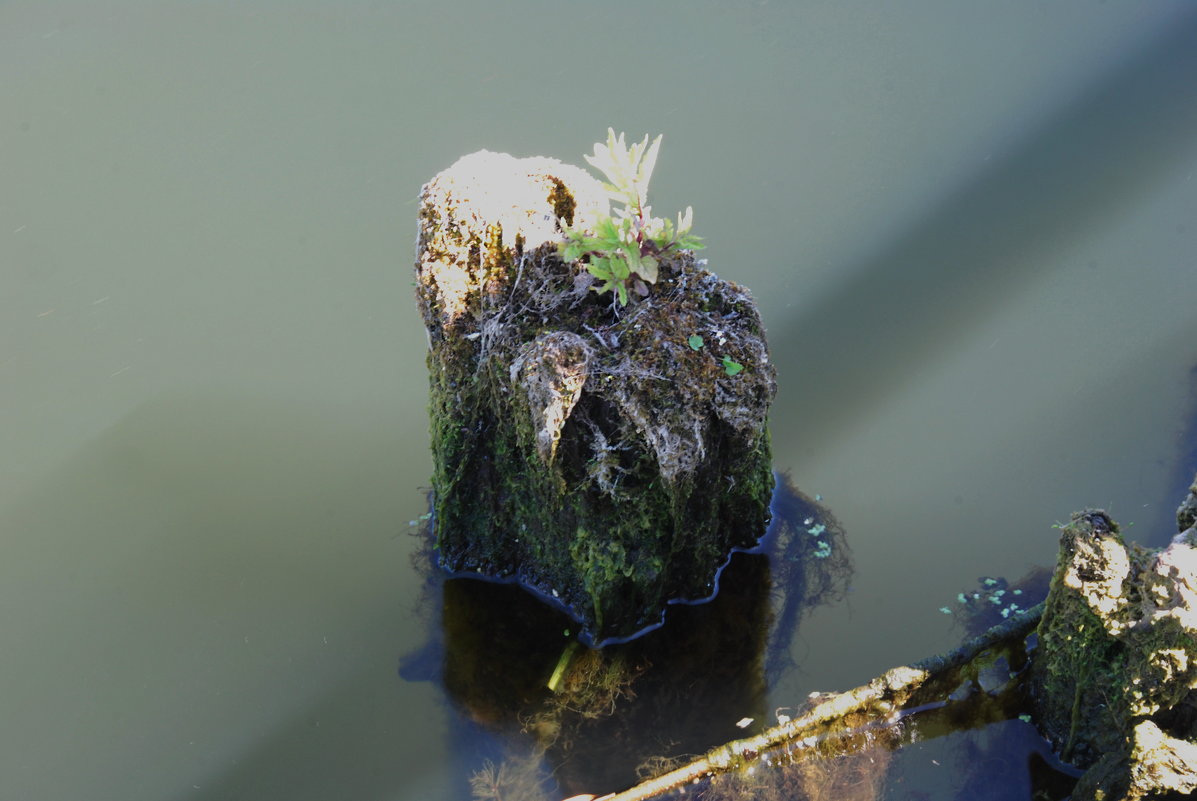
<box><xmin>3</xmin><ymin>3</ymin><xmax>1196</xmax><ymax>799</ymax></box>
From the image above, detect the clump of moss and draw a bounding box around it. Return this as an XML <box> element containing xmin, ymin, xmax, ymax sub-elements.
<box><xmin>416</xmin><ymin>151</ymin><xmax>776</xmax><ymax>644</ymax></box>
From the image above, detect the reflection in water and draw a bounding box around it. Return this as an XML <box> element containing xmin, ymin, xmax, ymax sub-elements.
<box><xmin>400</xmin><ymin>474</ymin><xmax>852</xmax><ymax>799</ymax></box>
<box><xmin>947</xmin><ymin>569</ymin><xmax>1053</xmax><ymax>640</ymax></box>
<box><xmin>690</xmin><ymin>618</ymin><xmax>1081</xmax><ymax>801</ymax></box>
<box><xmin>444</xmin><ymin>554</ymin><xmax>770</xmax><ymax>797</ymax></box>
<box><xmin>762</xmin><ymin>474</ymin><xmax>852</xmax><ymax>684</ymax></box>
<box><xmin>402</xmin><ymin>467</ymin><xmax>1183</xmax><ymax>800</ymax></box>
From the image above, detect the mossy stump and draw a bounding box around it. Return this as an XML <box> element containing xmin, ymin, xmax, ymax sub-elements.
<box><xmin>1030</xmin><ymin>501</ymin><xmax>1197</xmax><ymax>800</ymax></box>
<box><xmin>414</xmin><ymin>150</ymin><xmax>776</xmax><ymax>644</ymax></box>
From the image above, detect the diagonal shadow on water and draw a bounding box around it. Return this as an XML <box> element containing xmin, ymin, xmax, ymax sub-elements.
<box><xmin>773</xmin><ymin>10</ymin><xmax>1197</xmax><ymax>468</ymax></box>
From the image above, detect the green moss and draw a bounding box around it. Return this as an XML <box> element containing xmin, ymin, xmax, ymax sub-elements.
<box><xmin>1035</xmin><ymin>543</ymin><xmax>1128</xmax><ymax>763</ymax></box>
<box><xmin>422</xmin><ymin>247</ymin><xmax>774</xmax><ymax>643</ymax></box>
<box><xmin>1032</xmin><ymin>510</ymin><xmax>1197</xmax><ymax>771</ymax></box>
<box><xmin>417</xmin><ymin>160</ymin><xmax>776</xmax><ymax>644</ymax></box>
<box><xmin>547</xmin><ymin>178</ymin><xmax>576</xmax><ymax>227</ymax></box>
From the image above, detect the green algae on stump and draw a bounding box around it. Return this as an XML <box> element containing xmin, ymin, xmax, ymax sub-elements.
<box><xmin>414</xmin><ymin>150</ymin><xmax>776</xmax><ymax>644</ymax></box>
<box><xmin>1031</xmin><ymin>503</ymin><xmax>1197</xmax><ymax>799</ymax></box>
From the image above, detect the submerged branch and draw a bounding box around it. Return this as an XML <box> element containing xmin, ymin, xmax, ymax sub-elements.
<box><xmin>599</xmin><ymin>602</ymin><xmax>1045</xmax><ymax>801</ymax></box>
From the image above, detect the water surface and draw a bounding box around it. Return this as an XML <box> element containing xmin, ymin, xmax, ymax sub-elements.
<box><xmin>3</xmin><ymin>3</ymin><xmax>1197</xmax><ymax>799</ymax></box>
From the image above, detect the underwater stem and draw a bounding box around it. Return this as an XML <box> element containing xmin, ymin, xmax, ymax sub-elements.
<box><xmin>548</xmin><ymin>642</ymin><xmax>581</xmax><ymax>693</ymax></box>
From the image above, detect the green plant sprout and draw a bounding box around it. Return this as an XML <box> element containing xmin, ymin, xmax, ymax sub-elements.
<box><xmin>559</xmin><ymin>129</ymin><xmax>704</xmax><ymax>307</ymax></box>
<box><xmin>721</xmin><ymin>355</ymin><xmax>744</xmax><ymax>377</ymax></box>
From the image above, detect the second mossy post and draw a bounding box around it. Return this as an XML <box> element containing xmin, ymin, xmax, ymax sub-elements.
<box><xmin>1030</xmin><ymin>494</ymin><xmax>1197</xmax><ymax>800</ymax></box>
<box><xmin>414</xmin><ymin>133</ymin><xmax>777</xmax><ymax>644</ymax></box>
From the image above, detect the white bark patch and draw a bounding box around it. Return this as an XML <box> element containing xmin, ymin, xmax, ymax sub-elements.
<box><xmin>512</xmin><ymin>332</ymin><xmax>593</xmax><ymax>465</ymax></box>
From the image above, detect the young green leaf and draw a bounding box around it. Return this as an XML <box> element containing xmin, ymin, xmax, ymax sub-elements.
<box><xmin>559</xmin><ymin>241</ymin><xmax>583</xmax><ymax>262</ymax></box>
<box><xmin>619</xmin><ymin>238</ymin><xmax>639</xmax><ymax>263</ymax></box>
<box><xmin>659</xmin><ymin>216</ymin><xmax>675</xmax><ymax>242</ymax></box>
<box><xmin>636</xmin><ymin>255</ymin><xmax>658</xmax><ymax>284</ymax></box>
<box><xmin>587</xmin><ymin>129</ymin><xmax>632</xmax><ymax>203</ymax></box>
<box><xmin>568</xmin><ymin>130</ymin><xmax>702</xmax><ymax>309</ymax></box>
<box><xmin>687</xmin><ymin>334</ymin><xmax>704</xmax><ymax>350</ymax></box>
<box><xmin>595</xmin><ymin>215</ymin><xmax>620</xmax><ymax>241</ymax></box>
<box><xmin>586</xmin><ymin>257</ymin><xmax>613</xmax><ymax>281</ymax></box>
<box><xmin>676</xmin><ymin>206</ymin><xmax>694</xmax><ymax>235</ymax></box>
<box><xmin>721</xmin><ymin>356</ymin><xmax>744</xmax><ymax>377</ymax></box>
<box><xmin>609</xmin><ymin>255</ymin><xmax>631</xmax><ymax>281</ymax></box>
<box><xmin>635</xmin><ymin>134</ymin><xmax>662</xmax><ymax>206</ymax></box>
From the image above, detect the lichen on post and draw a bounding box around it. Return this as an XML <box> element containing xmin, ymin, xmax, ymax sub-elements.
<box><xmin>414</xmin><ymin>144</ymin><xmax>776</xmax><ymax>644</ymax></box>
